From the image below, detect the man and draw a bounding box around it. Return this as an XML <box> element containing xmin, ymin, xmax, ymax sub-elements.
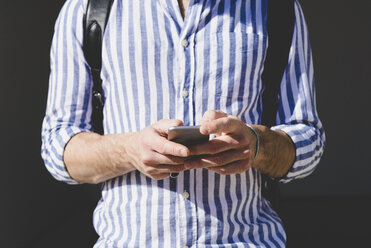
<box><xmin>41</xmin><ymin>0</ymin><xmax>325</xmax><ymax>247</ymax></box>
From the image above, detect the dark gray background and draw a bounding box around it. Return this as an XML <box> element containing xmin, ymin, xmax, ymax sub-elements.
<box><xmin>1</xmin><ymin>0</ymin><xmax>370</xmax><ymax>247</ymax></box>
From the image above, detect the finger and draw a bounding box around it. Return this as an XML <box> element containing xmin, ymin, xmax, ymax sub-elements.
<box><xmin>199</xmin><ymin>116</ymin><xmax>242</xmax><ymax>135</ymax></box>
<box><xmin>144</xmin><ymin>164</ymin><xmax>187</xmax><ymax>174</ymax></box>
<box><xmin>208</xmin><ymin>160</ymin><xmax>251</xmax><ymax>175</ymax></box>
<box><xmin>199</xmin><ymin>111</ymin><xmax>228</xmax><ymax>135</ymax></box>
<box><xmin>200</xmin><ymin>110</ymin><xmax>228</xmax><ymax>124</ymax></box>
<box><xmin>185</xmin><ymin>148</ymin><xmax>251</xmax><ymax>169</ymax></box>
<box><xmin>141</xmin><ymin>151</ymin><xmax>188</xmax><ymax>165</ymax></box>
<box><xmin>152</xmin><ymin>119</ymin><xmax>184</xmax><ymax>134</ymax></box>
<box><xmin>189</xmin><ymin>135</ymin><xmax>242</xmax><ymax>156</ymax></box>
<box><xmin>149</xmin><ymin>173</ymin><xmax>174</xmax><ymax>180</ymax></box>
<box><xmin>146</xmin><ymin>134</ymin><xmax>190</xmax><ymax>157</ymax></box>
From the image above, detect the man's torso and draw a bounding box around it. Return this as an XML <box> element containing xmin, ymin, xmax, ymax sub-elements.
<box><xmin>86</xmin><ymin>0</ymin><xmax>285</xmax><ymax>246</ymax></box>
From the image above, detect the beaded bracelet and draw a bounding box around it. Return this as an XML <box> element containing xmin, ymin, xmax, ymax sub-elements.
<box><xmin>246</xmin><ymin>124</ymin><xmax>260</xmax><ymax>159</ymax></box>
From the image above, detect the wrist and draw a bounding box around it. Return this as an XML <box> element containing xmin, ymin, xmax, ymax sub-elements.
<box><xmin>251</xmin><ymin>126</ymin><xmax>295</xmax><ymax>178</ymax></box>
<box><xmin>101</xmin><ymin>133</ymin><xmax>137</xmax><ymax>179</ymax></box>
<box><xmin>246</xmin><ymin>124</ymin><xmax>259</xmax><ymax>160</ymax></box>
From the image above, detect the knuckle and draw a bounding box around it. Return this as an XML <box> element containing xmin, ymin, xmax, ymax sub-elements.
<box><xmin>147</xmin><ymin>167</ymin><xmax>159</xmax><ymax>175</ymax></box>
<box><xmin>169</xmin><ymin>145</ymin><xmax>178</xmax><ymax>156</ymax></box>
<box><xmin>223</xmin><ymin>118</ymin><xmax>232</xmax><ymax>130</ymax></box>
<box><xmin>241</xmin><ymin>161</ymin><xmax>250</xmax><ymax>170</ymax></box>
<box><xmin>209</xmin><ymin>110</ymin><xmax>218</xmax><ymax>119</ymax></box>
<box><xmin>143</xmin><ymin>166</ymin><xmax>152</xmax><ymax>174</ymax></box>
<box><xmin>140</xmin><ymin>153</ymin><xmax>152</xmax><ymax>165</ymax></box>
<box><xmin>157</xmin><ymin>119</ymin><xmax>168</xmax><ymax>125</ymax></box>
<box><xmin>173</xmin><ymin>119</ymin><xmax>183</xmax><ymax>126</ymax></box>
<box><xmin>238</xmin><ymin>135</ymin><xmax>249</xmax><ymax>145</ymax></box>
<box><xmin>139</xmin><ymin>136</ymin><xmax>149</xmax><ymax>148</ymax></box>
<box><xmin>212</xmin><ymin>155</ymin><xmax>223</xmax><ymax>165</ymax></box>
<box><xmin>171</xmin><ymin>156</ymin><xmax>184</xmax><ymax>164</ymax></box>
<box><xmin>158</xmin><ymin>142</ymin><xmax>167</xmax><ymax>154</ymax></box>
<box><xmin>204</xmin><ymin>110</ymin><xmax>217</xmax><ymax>121</ymax></box>
<box><xmin>172</xmin><ymin>165</ymin><xmax>183</xmax><ymax>172</ymax></box>
<box><xmin>189</xmin><ymin>160</ymin><xmax>199</xmax><ymax>168</ymax></box>
<box><xmin>209</xmin><ymin>143</ymin><xmax>219</xmax><ymax>154</ymax></box>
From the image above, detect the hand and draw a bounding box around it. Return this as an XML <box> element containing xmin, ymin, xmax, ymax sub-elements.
<box><xmin>127</xmin><ymin>119</ymin><xmax>191</xmax><ymax>180</ymax></box>
<box><xmin>184</xmin><ymin>110</ymin><xmax>257</xmax><ymax>175</ymax></box>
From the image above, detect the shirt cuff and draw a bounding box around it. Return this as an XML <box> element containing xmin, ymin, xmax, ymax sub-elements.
<box><xmin>42</xmin><ymin>125</ymin><xmax>92</xmax><ymax>185</ymax></box>
<box><xmin>270</xmin><ymin>123</ymin><xmax>323</xmax><ymax>183</ymax></box>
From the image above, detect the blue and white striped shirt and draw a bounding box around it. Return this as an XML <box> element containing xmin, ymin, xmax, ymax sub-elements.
<box><xmin>41</xmin><ymin>0</ymin><xmax>325</xmax><ymax>247</ymax></box>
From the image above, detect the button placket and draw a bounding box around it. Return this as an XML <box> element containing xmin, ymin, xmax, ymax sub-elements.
<box><xmin>181</xmin><ymin>39</ymin><xmax>189</xmax><ymax>48</ymax></box>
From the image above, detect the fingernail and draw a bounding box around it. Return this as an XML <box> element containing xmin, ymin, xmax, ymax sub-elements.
<box><xmin>200</xmin><ymin>126</ymin><xmax>209</xmax><ymax>134</ymax></box>
<box><xmin>180</xmin><ymin>148</ymin><xmax>188</xmax><ymax>157</ymax></box>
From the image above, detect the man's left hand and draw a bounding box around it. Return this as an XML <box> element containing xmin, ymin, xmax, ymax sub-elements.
<box><xmin>185</xmin><ymin>110</ymin><xmax>257</xmax><ymax>175</ymax></box>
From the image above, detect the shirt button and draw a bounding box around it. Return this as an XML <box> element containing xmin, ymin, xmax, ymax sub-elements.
<box><xmin>181</xmin><ymin>39</ymin><xmax>189</xmax><ymax>47</ymax></box>
<box><xmin>181</xmin><ymin>89</ymin><xmax>189</xmax><ymax>98</ymax></box>
<box><xmin>182</xmin><ymin>191</ymin><xmax>190</xmax><ymax>199</ymax></box>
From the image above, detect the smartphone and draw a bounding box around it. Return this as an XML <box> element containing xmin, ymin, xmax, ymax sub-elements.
<box><xmin>168</xmin><ymin>126</ymin><xmax>209</xmax><ymax>146</ymax></box>
<box><xmin>168</xmin><ymin>126</ymin><xmax>209</xmax><ymax>178</ymax></box>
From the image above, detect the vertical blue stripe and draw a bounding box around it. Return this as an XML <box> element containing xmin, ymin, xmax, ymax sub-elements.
<box><xmin>225</xmin><ymin>176</ymin><xmax>235</xmax><ymax>243</ymax></box>
<box><xmin>128</xmin><ymin>0</ymin><xmax>140</xmax><ymax>130</ymax></box>
<box><xmin>201</xmin><ymin>0</ymin><xmax>213</xmax><ymax>116</ymax></box>
<box><xmin>150</xmin><ymin>2</ymin><xmax>164</xmax><ymax>120</ymax></box>
<box><xmin>237</xmin><ymin>0</ymin><xmax>248</xmax><ymax>116</ymax></box>
<box><xmin>214</xmin><ymin>1</ymin><xmax>225</xmax><ymax>110</ymax></box>
<box><xmin>169</xmin><ymin>178</ymin><xmax>177</xmax><ymax>247</ymax></box>
<box><xmin>134</xmin><ymin>172</ymin><xmax>142</xmax><ymax>245</ymax></box>
<box><xmin>69</xmin><ymin>2</ymin><xmax>81</xmax><ymax>125</ymax></box>
<box><xmin>114</xmin><ymin>0</ymin><xmax>132</xmax><ymax>132</ymax></box>
<box><xmin>101</xmin><ymin>6</ymin><xmax>120</xmax><ymax>133</ymax></box>
<box><xmin>99</xmin><ymin>181</ymin><xmax>112</xmax><ymax>240</ymax></box>
<box><xmin>248</xmin><ymin>0</ymin><xmax>259</xmax><ymax>124</ymax></box>
<box><xmin>139</xmin><ymin>0</ymin><xmax>151</xmax><ymax>126</ymax></box>
<box><xmin>145</xmin><ymin>177</ymin><xmax>153</xmax><ymax>248</ymax></box>
<box><xmin>157</xmin><ymin>179</ymin><xmax>165</xmax><ymax>247</ymax></box>
<box><xmin>57</xmin><ymin>0</ymin><xmax>73</xmax><ymax>124</ymax></box>
<box><xmin>202</xmin><ymin>169</ymin><xmax>211</xmax><ymax>243</ymax></box>
<box><xmin>214</xmin><ymin>174</ymin><xmax>224</xmax><ymax>244</ymax></box>
<box><xmin>183</xmin><ymin>170</ymin><xmax>193</xmax><ymax>245</ymax></box>
<box><xmin>226</xmin><ymin>3</ymin><xmax>237</xmax><ymax>115</ymax></box>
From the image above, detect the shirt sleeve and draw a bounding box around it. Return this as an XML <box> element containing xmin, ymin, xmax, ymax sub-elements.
<box><xmin>270</xmin><ymin>1</ymin><xmax>326</xmax><ymax>183</ymax></box>
<box><xmin>41</xmin><ymin>0</ymin><xmax>91</xmax><ymax>184</ymax></box>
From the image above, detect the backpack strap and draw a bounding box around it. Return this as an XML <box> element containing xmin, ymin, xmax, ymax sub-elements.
<box><xmin>261</xmin><ymin>0</ymin><xmax>295</xmax><ymax>209</ymax></box>
<box><xmin>83</xmin><ymin>0</ymin><xmax>114</xmax><ymax>134</ymax></box>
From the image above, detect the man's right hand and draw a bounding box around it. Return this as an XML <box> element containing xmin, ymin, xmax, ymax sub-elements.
<box><xmin>64</xmin><ymin>119</ymin><xmax>190</xmax><ymax>183</ymax></box>
<box><xmin>126</xmin><ymin>119</ymin><xmax>190</xmax><ymax>180</ymax></box>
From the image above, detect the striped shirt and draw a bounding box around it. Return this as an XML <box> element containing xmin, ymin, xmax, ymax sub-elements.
<box><xmin>41</xmin><ymin>0</ymin><xmax>325</xmax><ymax>247</ymax></box>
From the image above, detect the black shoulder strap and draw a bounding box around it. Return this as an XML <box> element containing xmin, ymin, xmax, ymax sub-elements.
<box><xmin>261</xmin><ymin>0</ymin><xmax>295</xmax><ymax>209</ymax></box>
<box><xmin>262</xmin><ymin>0</ymin><xmax>295</xmax><ymax>127</ymax></box>
<box><xmin>83</xmin><ymin>0</ymin><xmax>114</xmax><ymax>134</ymax></box>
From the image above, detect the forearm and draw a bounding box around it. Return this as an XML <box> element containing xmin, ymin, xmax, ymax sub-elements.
<box><xmin>63</xmin><ymin>132</ymin><xmax>137</xmax><ymax>184</ymax></box>
<box><xmin>251</xmin><ymin>125</ymin><xmax>296</xmax><ymax>178</ymax></box>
